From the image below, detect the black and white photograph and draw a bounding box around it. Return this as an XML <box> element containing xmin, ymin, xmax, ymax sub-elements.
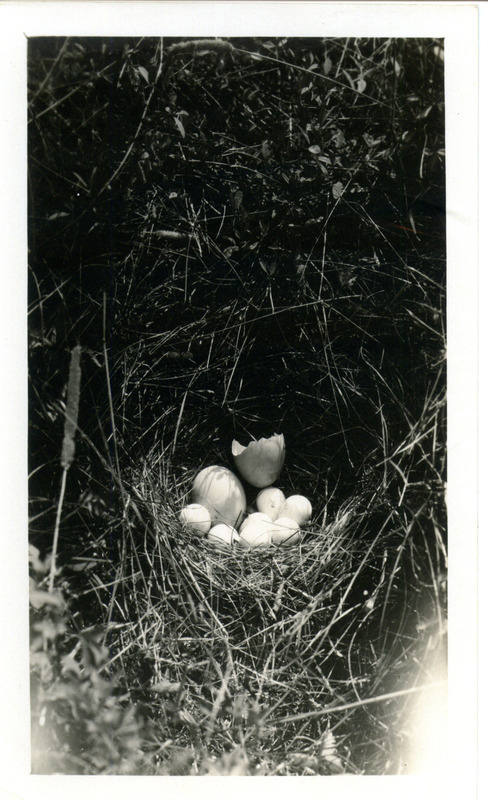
<box><xmin>0</xmin><ymin>0</ymin><xmax>480</xmax><ymax>795</ymax></box>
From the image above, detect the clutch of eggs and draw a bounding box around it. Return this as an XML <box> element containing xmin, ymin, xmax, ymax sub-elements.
<box><xmin>179</xmin><ymin>468</ymin><xmax>312</xmax><ymax>549</ymax></box>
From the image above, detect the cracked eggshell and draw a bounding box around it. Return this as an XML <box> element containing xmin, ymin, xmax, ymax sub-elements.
<box><xmin>279</xmin><ymin>495</ymin><xmax>312</xmax><ymax>526</ymax></box>
<box><xmin>231</xmin><ymin>433</ymin><xmax>285</xmax><ymax>488</ymax></box>
<box><xmin>192</xmin><ymin>465</ymin><xmax>246</xmax><ymax>528</ymax></box>
<box><xmin>256</xmin><ymin>487</ymin><xmax>286</xmax><ymax>521</ymax></box>
<box><xmin>178</xmin><ymin>503</ymin><xmax>212</xmax><ymax>534</ymax></box>
<box><xmin>208</xmin><ymin>523</ymin><xmax>241</xmax><ymax>548</ymax></box>
<box><xmin>270</xmin><ymin>516</ymin><xmax>301</xmax><ymax>545</ymax></box>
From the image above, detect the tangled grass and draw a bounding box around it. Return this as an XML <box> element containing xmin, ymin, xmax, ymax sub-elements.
<box><xmin>28</xmin><ymin>36</ymin><xmax>446</xmax><ymax>775</ymax></box>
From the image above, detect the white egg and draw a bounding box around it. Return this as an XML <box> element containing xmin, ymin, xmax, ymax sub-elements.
<box><xmin>179</xmin><ymin>503</ymin><xmax>212</xmax><ymax>534</ymax></box>
<box><xmin>192</xmin><ymin>465</ymin><xmax>246</xmax><ymax>528</ymax></box>
<box><xmin>240</xmin><ymin>512</ymin><xmax>272</xmax><ymax>533</ymax></box>
<box><xmin>270</xmin><ymin>516</ymin><xmax>301</xmax><ymax>545</ymax></box>
<box><xmin>280</xmin><ymin>495</ymin><xmax>312</xmax><ymax>526</ymax></box>
<box><xmin>256</xmin><ymin>487</ymin><xmax>286</xmax><ymax>521</ymax></box>
<box><xmin>208</xmin><ymin>523</ymin><xmax>241</xmax><ymax>548</ymax></box>
<box><xmin>239</xmin><ymin>518</ymin><xmax>273</xmax><ymax>548</ymax></box>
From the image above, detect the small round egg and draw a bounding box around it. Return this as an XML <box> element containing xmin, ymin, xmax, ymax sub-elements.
<box><xmin>178</xmin><ymin>503</ymin><xmax>212</xmax><ymax>534</ymax></box>
<box><xmin>239</xmin><ymin>518</ymin><xmax>273</xmax><ymax>548</ymax></box>
<box><xmin>240</xmin><ymin>512</ymin><xmax>272</xmax><ymax>533</ymax></box>
<box><xmin>208</xmin><ymin>523</ymin><xmax>241</xmax><ymax>548</ymax></box>
<box><xmin>270</xmin><ymin>516</ymin><xmax>301</xmax><ymax>545</ymax></box>
<box><xmin>280</xmin><ymin>495</ymin><xmax>312</xmax><ymax>526</ymax></box>
<box><xmin>256</xmin><ymin>487</ymin><xmax>286</xmax><ymax>521</ymax></box>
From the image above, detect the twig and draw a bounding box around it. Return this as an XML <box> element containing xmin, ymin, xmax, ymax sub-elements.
<box><xmin>267</xmin><ymin>681</ymin><xmax>447</xmax><ymax>725</ymax></box>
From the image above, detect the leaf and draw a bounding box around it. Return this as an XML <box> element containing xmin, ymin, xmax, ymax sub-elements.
<box><xmin>408</xmin><ymin>209</ymin><xmax>418</xmax><ymax>235</ymax></box>
<box><xmin>61</xmin><ymin>653</ymin><xmax>83</xmax><ymax>679</ymax></box>
<box><xmin>308</xmin><ymin>145</ymin><xmax>321</xmax><ymax>155</ymax></box>
<box><xmin>417</xmin><ymin>105</ymin><xmax>433</xmax><ymax>120</ymax></box>
<box><xmin>69</xmin><ymin>558</ymin><xmax>98</xmax><ymax>572</ymax></box>
<box><xmin>342</xmin><ymin>69</ymin><xmax>356</xmax><ymax>90</ymax></box>
<box><xmin>357</xmin><ymin>78</ymin><xmax>367</xmax><ymax>93</ymax></box>
<box><xmin>79</xmin><ymin>631</ymin><xmax>110</xmax><ymax>669</ymax></box>
<box><xmin>258</xmin><ymin>257</ymin><xmax>276</xmax><ymax>277</ymax></box>
<box><xmin>174</xmin><ymin>117</ymin><xmax>186</xmax><ymax>138</ymax></box>
<box><xmin>333</xmin><ymin>130</ymin><xmax>345</xmax><ymax>148</ymax></box>
<box><xmin>138</xmin><ymin>66</ymin><xmax>149</xmax><ymax>84</ymax></box>
<box><xmin>332</xmin><ymin>181</ymin><xmax>344</xmax><ymax>200</ymax></box>
<box><xmin>323</xmin><ymin>56</ymin><xmax>333</xmax><ymax>76</ymax></box>
<box><xmin>29</xmin><ymin>544</ymin><xmax>48</xmax><ymax>574</ymax></box>
<box><xmin>29</xmin><ymin>583</ymin><xmax>64</xmax><ymax>610</ymax></box>
<box><xmin>72</xmin><ymin>171</ymin><xmax>88</xmax><ymax>188</ymax></box>
<box><xmin>33</xmin><ymin>617</ymin><xmax>66</xmax><ymax>640</ymax></box>
<box><xmin>47</xmin><ymin>211</ymin><xmax>69</xmax><ymax>221</ymax></box>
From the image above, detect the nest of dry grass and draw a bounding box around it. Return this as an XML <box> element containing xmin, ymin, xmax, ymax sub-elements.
<box><xmin>88</xmin><ymin>445</ymin><xmax>444</xmax><ymax>775</ymax></box>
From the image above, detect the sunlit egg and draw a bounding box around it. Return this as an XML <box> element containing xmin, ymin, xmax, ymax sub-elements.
<box><xmin>208</xmin><ymin>523</ymin><xmax>241</xmax><ymax>548</ymax></box>
<box><xmin>178</xmin><ymin>503</ymin><xmax>212</xmax><ymax>534</ymax></box>
<box><xmin>239</xmin><ymin>518</ymin><xmax>273</xmax><ymax>548</ymax></box>
<box><xmin>240</xmin><ymin>512</ymin><xmax>272</xmax><ymax>533</ymax></box>
<box><xmin>192</xmin><ymin>465</ymin><xmax>246</xmax><ymax>528</ymax></box>
<box><xmin>279</xmin><ymin>495</ymin><xmax>312</xmax><ymax>526</ymax></box>
<box><xmin>256</xmin><ymin>487</ymin><xmax>286</xmax><ymax>521</ymax></box>
<box><xmin>270</xmin><ymin>516</ymin><xmax>301</xmax><ymax>545</ymax></box>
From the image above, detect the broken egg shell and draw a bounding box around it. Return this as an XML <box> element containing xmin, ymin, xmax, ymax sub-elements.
<box><xmin>231</xmin><ymin>433</ymin><xmax>285</xmax><ymax>488</ymax></box>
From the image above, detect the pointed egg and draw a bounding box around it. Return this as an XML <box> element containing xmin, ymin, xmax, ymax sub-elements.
<box><xmin>192</xmin><ymin>465</ymin><xmax>246</xmax><ymax>528</ymax></box>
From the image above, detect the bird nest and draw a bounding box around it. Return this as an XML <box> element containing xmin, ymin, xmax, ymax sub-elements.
<box><xmin>143</xmin><ymin>495</ymin><xmax>374</xmax><ymax>663</ymax></box>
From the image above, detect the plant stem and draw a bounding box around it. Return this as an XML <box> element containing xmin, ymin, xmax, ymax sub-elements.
<box><xmin>48</xmin><ymin>467</ymin><xmax>68</xmax><ymax>593</ymax></box>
